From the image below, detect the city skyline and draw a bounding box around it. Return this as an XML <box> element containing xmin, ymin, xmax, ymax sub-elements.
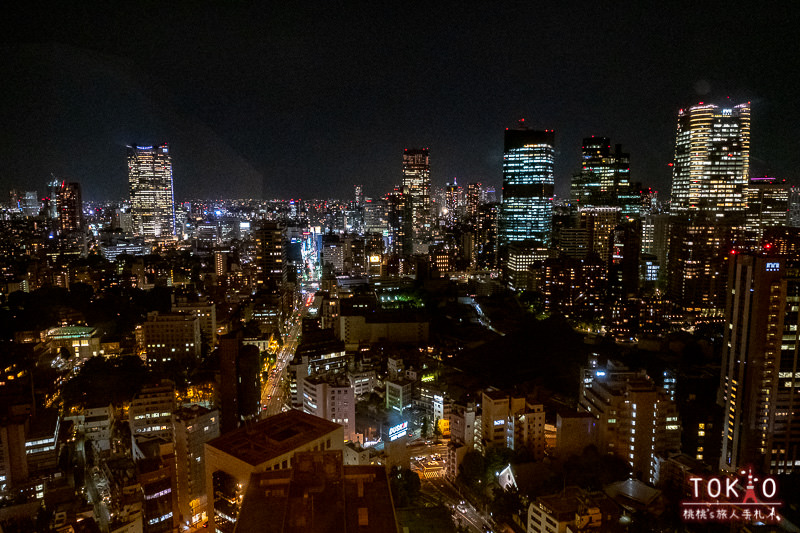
<box><xmin>1</xmin><ymin>5</ymin><xmax>799</xmax><ymax>200</ymax></box>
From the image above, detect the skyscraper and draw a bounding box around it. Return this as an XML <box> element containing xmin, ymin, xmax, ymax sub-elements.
<box><xmin>719</xmin><ymin>254</ymin><xmax>800</xmax><ymax>475</ymax></box>
<box><xmin>570</xmin><ymin>137</ymin><xmax>637</xmax><ymax>215</ymax></box>
<box><xmin>745</xmin><ymin>176</ymin><xmax>790</xmax><ymax>244</ymax></box>
<box><xmin>670</xmin><ymin>102</ymin><xmax>751</xmax><ymax>217</ymax></box>
<box><xmin>56</xmin><ymin>181</ymin><xmax>82</xmax><ymax>233</ymax></box>
<box><xmin>253</xmin><ymin>221</ymin><xmax>286</xmax><ymax>294</ymax></box>
<box><xmin>466</xmin><ymin>182</ymin><xmax>482</xmax><ymax>219</ymax></box>
<box><xmin>402</xmin><ymin>148</ymin><xmax>431</xmax><ymax>254</ymax></box>
<box><xmin>499</xmin><ymin>121</ymin><xmax>555</xmax><ymax>248</ymax></box>
<box><xmin>128</xmin><ymin>143</ymin><xmax>175</xmax><ymax>239</ymax></box>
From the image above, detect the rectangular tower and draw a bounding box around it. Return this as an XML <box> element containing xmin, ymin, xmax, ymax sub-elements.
<box><xmin>570</xmin><ymin>137</ymin><xmax>636</xmax><ymax>215</ymax></box>
<box><xmin>402</xmin><ymin>148</ymin><xmax>432</xmax><ymax>255</ymax></box>
<box><xmin>56</xmin><ymin>181</ymin><xmax>82</xmax><ymax>233</ymax></box>
<box><xmin>128</xmin><ymin>143</ymin><xmax>176</xmax><ymax>239</ymax></box>
<box><xmin>499</xmin><ymin>121</ymin><xmax>555</xmax><ymax>248</ymax></box>
<box><xmin>719</xmin><ymin>254</ymin><xmax>800</xmax><ymax>474</ymax></box>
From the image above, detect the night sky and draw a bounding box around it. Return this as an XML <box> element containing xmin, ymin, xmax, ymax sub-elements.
<box><xmin>1</xmin><ymin>4</ymin><xmax>799</xmax><ymax>201</ymax></box>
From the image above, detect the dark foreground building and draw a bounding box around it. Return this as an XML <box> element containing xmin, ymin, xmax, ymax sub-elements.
<box><xmin>235</xmin><ymin>450</ymin><xmax>398</xmax><ymax>533</ymax></box>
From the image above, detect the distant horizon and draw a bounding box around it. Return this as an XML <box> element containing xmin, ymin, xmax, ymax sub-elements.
<box><xmin>2</xmin><ymin>5</ymin><xmax>798</xmax><ymax>201</ymax></box>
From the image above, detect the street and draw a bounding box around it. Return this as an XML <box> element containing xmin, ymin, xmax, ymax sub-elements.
<box><xmin>419</xmin><ymin>475</ymin><xmax>495</xmax><ymax>533</ymax></box>
<box><xmin>259</xmin><ymin>293</ymin><xmax>314</xmax><ymax>417</ymax></box>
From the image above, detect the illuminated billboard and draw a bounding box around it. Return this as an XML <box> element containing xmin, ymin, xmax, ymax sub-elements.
<box><xmin>389</xmin><ymin>421</ymin><xmax>408</xmax><ymax>441</ymax></box>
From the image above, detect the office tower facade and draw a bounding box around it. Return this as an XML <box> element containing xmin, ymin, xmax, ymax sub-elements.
<box><xmin>475</xmin><ymin>202</ymin><xmax>498</xmax><ymax>269</ymax></box>
<box><xmin>56</xmin><ymin>181</ymin><xmax>82</xmax><ymax>233</ymax></box>
<box><xmin>719</xmin><ymin>254</ymin><xmax>800</xmax><ymax>475</ymax></box>
<box><xmin>499</xmin><ymin>121</ymin><xmax>555</xmax><ymax>248</ymax></box>
<box><xmin>670</xmin><ymin>102</ymin><xmax>750</xmax><ymax>217</ymax></box>
<box><xmin>579</xmin><ymin>206</ymin><xmax>622</xmax><ymax>263</ymax></box>
<box><xmin>789</xmin><ymin>186</ymin><xmax>800</xmax><ymax>228</ymax></box>
<box><xmin>666</xmin><ymin>215</ymin><xmax>736</xmax><ymax>314</ymax></box>
<box><xmin>444</xmin><ymin>181</ymin><xmax>460</xmax><ymax>227</ymax></box>
<box><xmin>253</xmin><ymin>221</ymin><xmax>286</xmax><ymax>294</ymax></box>
<box><xmin>46</xmin><ymin>177</ymin><xmax>60</xmax><ymax>219</ymax></box>
<box><xmin>466</xmin><ymin>182</ymin><xmax>482</xmax><ymax>219</ymax></box>
<box><xmin>386</xmin><ymin>187</ymin><xmax>407</xmax><ymax>256</ymax></box>
<box><xmin>745</xmin><ymin>176</ymin><xmax>789</xmax><ymax>244</ymax></box>
<box><xmin>570</xmin><ymin>137</ymin><xmax>637</xmax><ymax>214</ymax></box>
<box><xmin>402</xmin><ymin>148</ymin><xmax>432</xmax><ymax>254</ymax></box>
<box><xmin>354</xmin><ymin>184</ymin><xmax>363</xmax><ymax>208</ymax></box>
<box><xmin>128</xmin><ymin>143</ymin><xmax>176</xmax><ymax>239</ymax></box>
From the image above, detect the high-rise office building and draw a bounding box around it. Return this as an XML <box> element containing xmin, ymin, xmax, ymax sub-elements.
<box><xmin>499</xmin><ymin>121</ymin><xmax>555</xmax><ymax>248</ymax></box>
<box><xmin>745</xmin><ymin>176</ymin><xmax>789</xmax><ymax>244</ymax></box>
<box><xmin>570</xmin><ymin>137</ymin><xmax>638</xmax><ymax>215</ymax></box>
<box><xmin>789</xmin><ymin>186</ymin><xmax>800</xmax><ymax>228</ymax></box>
<box><xmin>56</xmin><ymin>181</ymin><xmax>82</xmax><ymax>233</ymax></box>
<box><xmin>670</xmin><ymin>102</ymin><xmax>750</xmax><ymax>217</ymax></box>
<box><xmin>719</xmin><ymin>254</ymin><xmax>800</xmax><ymax>475</ymax></box>
<box><xmin>253</xmin><ymin>221</ymin><xmax>286</xmax><ymax>294</ymax></box>
<box><xmin>402</xmin><ymin>148</ymin><xmax>432</xmax><ymax>254</ymax></box>
<box><xmin>386</xmin><ymin>186</ymin><xmax>407</xmax><ymax>256</ymax></box>
<box><xmin>46</xmin><ymin>177</ymin><xmax>60</xmax><ymax>219</ymax></box>
<box><xmin>666</xmin><ymin>214</ymin><xmax>736</xmax><ymax>314</ymax></box>
<box><xmin>443</xmin><ymin>181</ymin><xmax>460</xmax><ymax>227</ymax></box>
<box><xmin>354</xmin><ymin>184</ymin><xmax>364</xmax><ymax>208</ymax></box>
<box><xmin>466</xmin><ymin>182</ymin><xmax>482</xmax><ymax>219</ymax></box>
<box><xmin>128</xmin><ymin>143</ymin><xmax>176</xmax><ymax>239</ymax></box>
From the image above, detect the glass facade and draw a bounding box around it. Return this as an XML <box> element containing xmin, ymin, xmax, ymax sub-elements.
<box><xmin>401</xmin><ymin>148</ymin><xmax>431</xmax><ymax>254</ymax></box>
<box><xmin>128</xmin><ymin>143</ymin><xmax>176</xmax><ymax>240</ymax></box>
<box><xmin>499</xmin><ymin>124</ymin><xmax>555</xmax><ymax>247</ymax></box>
<box><xmin>671</xmin><ymin>102</ymin><xmax>750</xmax><ymax>217</ymax></box>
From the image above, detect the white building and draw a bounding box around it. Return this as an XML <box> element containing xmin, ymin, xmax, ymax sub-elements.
<box><xmin>302</xmin><ymin>375</ymin><xmax>355</xmax><ymax>442</ymax></box>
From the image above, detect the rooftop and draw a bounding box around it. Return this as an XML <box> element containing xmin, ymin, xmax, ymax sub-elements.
<box><xmin>207</xmin><ymin>410</ymin><xmax>341</xmax><ymax>466</ymax></box>
<box><xmin>45</xmin><ymin>326</ymin><xmax>96</xmax><ymax>339</ymax></box>
<box><xmin>538</xmin><ymin>486</ymin><xmax>583</xmax><ymax>518</ymax></box>
<box><xmin>235</xmin><ymin>450</ymin><xmax>397</xmax><ymax>533</ymax></box>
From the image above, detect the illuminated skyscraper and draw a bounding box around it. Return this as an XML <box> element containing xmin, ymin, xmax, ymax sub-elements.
<box><xmin>466</xmin><ymin>182</ymin><xmax>482</xmax><ymax>219</ymax></box>
<box><xmin>670</xmin><ymin>102</ymin><xmax>750</xmax><ymax>217</ymax></box>
<box><xmin>253</xmin><ymin>221</ymin><xmax>286</xmax><ymax>294</ymax></box>
<box><xmin>56</xmin><ymin>181</ymin><xmax>82</xmax><ymax>233</ymax></box>
<box><xmin>402</xmin><ymin>148</ymin><xmax>431</xmax><ymax>254</ymax></box>
<box><xmin>719</xmin><ymin>254</ymin><xmax>800</xmax><ymax>474</ymax></box>
<box><xmin>499</xmin><ymin>121</ymin><xmax>555</xmax><ymax>248</ymax></box>
<box><xmin>444</xmin><ymin>180</ymin><xmax>460</xmax><ymax>227</ymax></box>
<box><xmin>128</xmin><ymin>143</ymin><xmax>175</xmax><ymax>239</ymax></box>
<box><xmin>570</xmin><ymin>137</ymin><xmax>637</xmax><ymax>215</ymax></box>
